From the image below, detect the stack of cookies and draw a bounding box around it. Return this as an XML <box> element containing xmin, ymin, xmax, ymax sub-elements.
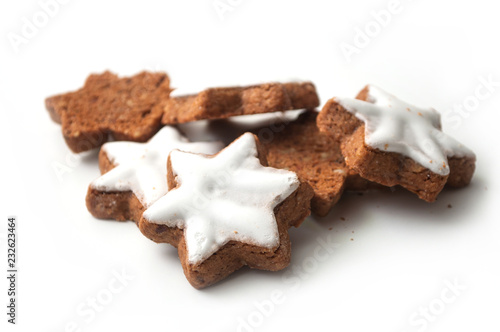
<box><xmin>46</xmin><ymin>71</ymin><xmax>476</xmax><ymax>289</ymax></box>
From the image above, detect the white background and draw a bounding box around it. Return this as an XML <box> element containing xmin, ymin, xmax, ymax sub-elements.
<box><xmin>1</xmin><ymin>0</ymin><xmax>500</xmax><ymax>331</ymax></box>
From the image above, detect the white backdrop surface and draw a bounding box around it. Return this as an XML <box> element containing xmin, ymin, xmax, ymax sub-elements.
<box><xmin>1</xmin><ymin>1</ymin><xmax>499</xmax><ymax>331</ymax></box>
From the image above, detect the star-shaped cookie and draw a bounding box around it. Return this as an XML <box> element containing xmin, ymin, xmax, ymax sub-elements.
<box><xmin>317</xmin><ymin>85</ymin><xmax>476</xmax><ymax>201</ymax></box>
<box><xmin>257</xmin><ymin>110</ymin><xmax>378</xmax><ymax>217</ymax></box>
<box><xmin>86</xmin><ymin>126</ymin><xmax>224</xmax><ymax>223</ymax></box>
<box><xmin>139</xmin><ymin>133</ymin><xmax>313</xmax><ymax>289</ymax></box>
<box><xmin>46</xmin><ymin>71</ymin><xmax>171</xmax><ymax>153</ymax></box>
<box><xmin>162</xmin><ymin>82</ymin><xmax>320</xmax><ymax>124</ymax></box>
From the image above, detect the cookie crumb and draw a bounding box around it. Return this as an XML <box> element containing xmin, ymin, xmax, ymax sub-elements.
<box><xmin>447</xmin><ymin>204</ymin><xmax>452</xmax><ymax>209</ymax></box>
<box><xmin>352</xmin><ymin>231</ymin><xmax>354</xmax><ymax>233</ymax></box>
<box><xmin>350</xmin><ymin>238</ymin><xmax>354</xmax><ymax>241</ymax></box>
<box><xmin>340</xmin><ymin>217</ymin><xmax>346</xmax><ymax>221</ymax></box>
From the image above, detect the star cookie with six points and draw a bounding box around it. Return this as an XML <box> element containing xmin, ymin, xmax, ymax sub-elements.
<box><xmin>46</xmin><ymin>71</ymin><xmax>171</xmax><ymax>153</ymax></box>
<box><xmin>139</xmin><ymin>133</ymin><xmax>313</xmax><ymax>289</ymax></box>
<box><xmin>317</xmin><ymin>85</ymin><xmax>476</xmax><ymax>202</ymax></box>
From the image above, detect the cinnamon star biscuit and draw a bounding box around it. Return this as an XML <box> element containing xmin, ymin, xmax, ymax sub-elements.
<box><xmin>162</xmin><ymin>82</ymin><xmax>319</xmax><ymax>124</ymax></box>
<box><xmin>317</xmin><ymin>85</ymin><xmax>476</xmax><ymax>202</ymax></box>
<box><xmin>139</xmin><ymin>133</ymin><xmax>313</xmax><ymax>289</ymax></box>
<box><xmin>46</xmin><ymin>71</ymin><xmax>172</xmax><ymax>152</ymax></box>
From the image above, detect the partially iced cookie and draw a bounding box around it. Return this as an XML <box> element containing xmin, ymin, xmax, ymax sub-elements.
<box><xmin>139</xmin><ymin>133</ymin><xmax>313</xmax><ymax>289</ymax></box>
<box><xmin>317</xmin><ymin>85</ymin><xmax>476</xmax><ymax>202</ymax></box>
<box><xmin>86</xmin><ymin>126</ymin><xmax>224</xmax><ymax>223</ymax></box>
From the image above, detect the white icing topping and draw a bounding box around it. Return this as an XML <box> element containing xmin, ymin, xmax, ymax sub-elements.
<box><xmin>336</xmin><ymin>85</ymin><xmax>475</xmax><ymax>176</ymax></box>
<box><xmin>91</xmin><ymin>126</ymin><xmax>224</xmax><ymax>207</ymax></box>
<box><xmin>142</xmin><ymin>133</ymin><xmax>300</xmax><ymax>265</ymax></box>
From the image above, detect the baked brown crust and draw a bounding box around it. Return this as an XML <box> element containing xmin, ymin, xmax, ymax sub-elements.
<box><xmin>46</xmin><ymin>71</ymin><xmax>171</xmax><ymax>153</ymax></box>
<box><xmin>161</xmin><ymin>82</ymin><xmax>319</xmax><ymax>124</ymax></box>
<box><xmin>282</xmin><ymin>82</ymin><xmax>321</xmax><ymax>110</ymax></box>
<box><xmin>258</xmin><ymin>111</ymin><xmax>374</xmax><ymax>217</ymax></box>
<box><xmin>317</xmin><ymin>87</ymin><xmax>475</xmax><ymax>202</ymax></box>
<box><xmin>138</xmin><ymin>134</ymin><xmax>314</xmax><ymax>289</ymax></box>
<box><xmin>446</xmin><ymin>157</ymin><xmax>476</xmax><ymax>188</ymax></box>
<box><xmin>85</xmin><ymin>149</ymin><xmax>145</xmax><ymax>223</ymax></box>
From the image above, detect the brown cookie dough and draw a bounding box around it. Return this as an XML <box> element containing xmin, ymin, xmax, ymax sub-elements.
<box><xmin>161</xmin><ymin>82</ymin><xmax>319</xmax><ymax>124</ymax></box>
<box><xmin>46</xmin><ymin>71</ymin><xmax>171</xmax><ymax>153</ymax></box>
<box><xmin>258</xmin><ymin>111</ymin><xmax>374</xmax><ymax>217</ymax></box>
